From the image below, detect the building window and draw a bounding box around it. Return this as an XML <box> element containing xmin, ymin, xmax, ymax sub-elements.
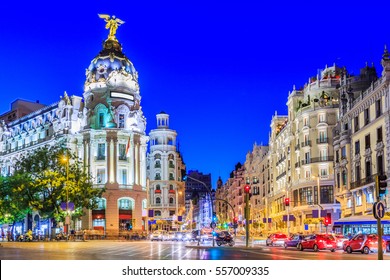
<box><xmin>97</xmin><ymin>168</ymin><xmax>106</xmax><ymax>184</ymax></box>
<box><xmin>354</xmin><ymin>116</ymin><xmax>359</xmax><ymax>132</ymax></box>
<box><xmin>99</xmin><ymin>113</ymin><xmax>105</xmax><ymax>128</ymax></box>
<box><xmin>320</xmin><ymin>186</ymin><xmax>333</xmax><ymax>204</ymax></box>
<box><xmin>347</xmin><ymin>198</ymin><xmax>352</xmax><ymax>208</ymax></box>
<box><xmin>156</xmin><ymin>197</ymin><xmax>161</xmax><ymax>204</ymax></box>
<box><xmin>365</xmin><ymin>161</ymin><xmax>371</xmax><ymax>178</ymax></box>
<box><xmin>320</xmin><ymin>168</ymin><xmax>328</xmax><ymax>177</ymax></box>
<box><xmin>155</xmin><ymin>210</ymin><xmax>161</xmax><ymax>217</ymax></box>
<box><xmin>97</xmin><ymin>143</ymin><xmax>105</xmax><ymax>160</ymax></box>
<box><xmin>377</xmin><ymin>155</ymin><xmax>384</xmax><ymax>175</ymax></box>
<box><xmin>364</xmin><ymin>108</ymin><xmax>370</xmax><ymax>125</ymax></box>
<box><xmin>355</xmin><ymin>141</ymin><xmax>360</xmax><ymax>155</ymax></box>
<box><xmin>303</xmin><ymin>117</ymin><xmax>308</xmax><ymax>127</ymax></box>
<box><xmin>120</xmin><ymin>169</ymin><xmax>127</xmax><ymax>185</ymax></box>
<box><xmin>118</xmin><ymin>198</ymin><xmax>133</xmax><ymax>210</ymax></box>
<box><xmin>355</xmin><ymin>165</ymin><xmax>361</xmax><ymax>182</ymax></box>
<box><xmin>367</xmin><ymin>192</ymin><xmax>374</xmax><ymax>204</ymax></box>
<box><xmin>336</xmin><ymin>150</ymin><xmax>339</xmax><ymax>163</ymax></box>
<box><xmin>377</xmin><ymin>127</ymin><xmax>383</xmax><ymax>143</ymax></box>
<box><xmin>376</xmin><ymin>99</ymin><xmax>382</xmax><ymax>118</ymax></box>
<box><xmin>118</xmin><ymin>114</ymin><xmax>125</xmax><ymax>128</ymax></box>
<box><xmin>169</xmin><ymin>197</ymin><xmax>174</xmax><ymax>204</ymax></box>
<box><xmin>155</xmin><ymin>173</ymin><xmax>161</xmax><ymax>180</ymax></box>
<box><xmin>318</xmin><ymin>113</ymin><xmax>326</xmax><ymax>123</ymax></box>
<box><xmin>342</xmin><ymin>170</ymin><xmax>347</xmax><ymax>186</ymax></box>
<box><xmin>96</xmin><ymin>198</ymin><xmax>106</xmax><ymax>210</ymax></box>
<box><xmin>119</xmin><ymin>144</ymin><xmax>126</xmax><ymax>160</ymax></box>
<box><xmin>356</xmin><ymin>193</ymin><xmax>362</xmax><ymax>206</ymax></box>
<box><xmin>365</xmin><ymin>134</ymin><xmax>371</xmax><ymax>150</ymax></box>
<box><xmin>299</xmin><ymin>187</ymin><xmax>313</xmax><ymax>206</ymax></box>
<box><xmin>341</xmin><ymin>147</ymin><xmax>346</xmax><ymax>159</ymax></box>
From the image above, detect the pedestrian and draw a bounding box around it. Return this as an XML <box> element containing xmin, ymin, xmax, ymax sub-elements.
<box><xmin>83</xmin><ymin>229</ymin><xmax>87</xmax><ymax>241</ymax></box>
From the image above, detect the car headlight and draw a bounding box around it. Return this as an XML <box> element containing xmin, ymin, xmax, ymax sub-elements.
<box><xmin>158</xmin><ymin>234</ymin><xmax>162</xmax><ymax>237</ymax></box>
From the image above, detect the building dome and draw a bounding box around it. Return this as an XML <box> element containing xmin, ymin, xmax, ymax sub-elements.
<box><xmin>85</xmin><ymin>39</ymin><xmax>137</xmax><ymax>85</ymax></box>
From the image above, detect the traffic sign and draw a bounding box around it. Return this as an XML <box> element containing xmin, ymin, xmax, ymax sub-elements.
<box><xmin>210</xmin><ymin>222</ymin><xmax>216</xmax><ymax>229</ymax></box>
<box><xmin>373</xmin><ymin>201</ymin><xmax>385</xmax><ymax>219</ymax></box>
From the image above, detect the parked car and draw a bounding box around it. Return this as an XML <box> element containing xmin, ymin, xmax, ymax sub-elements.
<box><xmin>150</xmin><ymin>230</ymin><xmax>168</xmax><ymax>241</ymax></box>
<box><xmin>382</xmin><ymin>235</ymin><xmax>390</xmax><ymax>251</ymax></box>
<box><xmin>266</xmin><ymin>233</ymin><xmax>288</xmax><ymax>246</ymax></box>
<box><xmin>298</xmin><ymin>234</ymin><xmax>337</xmax><ymax>252</ymax></box>
<box><xmin>284</xmin><ymin>234</ymin><xmax>305</xmax><ymax>249</ymax></box>
<box><xmin>332</xmin><ymin>234</ymin><xmax>350</xmax><ymax>250</ymax></box>
<box><xmin>343</xmin><ymin>234</ymin><xmax>387</xmax><ymax>254</ymax></box>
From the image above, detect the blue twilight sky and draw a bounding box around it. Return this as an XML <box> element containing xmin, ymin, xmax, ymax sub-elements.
<box><xmin>0</xmin><ymin>1</ymin><xmax>389</xmax><ymax>188</ymax></box>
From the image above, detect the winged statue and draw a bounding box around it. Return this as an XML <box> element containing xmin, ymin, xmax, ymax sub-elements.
<box><xmin>98</xmin><ymin>14</ymin><xmax>125</xmax><ymax>40</ymax></box>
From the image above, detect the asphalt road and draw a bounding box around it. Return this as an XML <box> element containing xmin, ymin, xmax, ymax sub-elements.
<box><xmin>0</xmin><ymin>240</ymin><xmax>389</xmax><ymax>260</ymax></box>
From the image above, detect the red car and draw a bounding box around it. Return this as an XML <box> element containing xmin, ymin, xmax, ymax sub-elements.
<box><xmin>266</xmin><ymin>233</ymin><xmax>288</xmax><ymax>246</ymax></box>
<box><xmin>343</xmin><ymin>234</ymin><xmax>387</xmax><ymax>254</ymax></box>
<box><xmin>298</xmin><ymin>234</ymin><xmax>337</xmax><ymax>252</ymax></box>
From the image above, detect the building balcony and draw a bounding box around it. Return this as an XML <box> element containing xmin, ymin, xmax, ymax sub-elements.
<box><xmin>169</xmin><ymin>190</ymin><xmax>175</xmax><ymax>194</ymax></box>
<box><xmin>155</xmin><ymin>189</ymin><xmax>161</xmax><ymax>194</ymax></box>
<box><xmin>316</xmin><ymin>138</ymin><xmax>329</xmax><ymax>144</ymax></box>
<box><xmin>301</xmin><ymin>156</ymin><xmax>334</xmax><ymax>165</ymax></box>
<box><xmin>350</xmin><ymin>173</ymin><xmax>377</xmax><ymax>190</ymax></box>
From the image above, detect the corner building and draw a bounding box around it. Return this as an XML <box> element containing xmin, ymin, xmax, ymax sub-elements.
<box><xmin>0</xmin><ymin>25</ymin><xmax>149</xmax><ymax>235</ymax></box>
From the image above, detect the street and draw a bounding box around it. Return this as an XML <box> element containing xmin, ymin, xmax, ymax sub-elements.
<box><xmin>1</xmin><ymin>240</ymin><xmax>389</xmax><ymax>260</ymax></box>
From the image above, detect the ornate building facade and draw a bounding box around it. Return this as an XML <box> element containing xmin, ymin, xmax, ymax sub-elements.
<box><xmin>0</xmin><ymin>17</ymin><xmax>152</xmax><ymax>236</ymax></box>
<box><xmin>146</xmin><ymin>112</ymin><xmax>186</xmax><ymax>231</ymax></box>
<box><xmin>333</xmin><ymin>48</ymin><xmax>390</xmax><ymax>235</ymax></box>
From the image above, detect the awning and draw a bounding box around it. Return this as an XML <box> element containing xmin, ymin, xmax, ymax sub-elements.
<box><xmin>119</xmin><ymin>214</ymin><xmax>132</xmax><ymax>220</ymax></box>
<box><xmin>334</xmin><ymin>215</ymin><xmax>390</xmax><ymax>225</ymax></box>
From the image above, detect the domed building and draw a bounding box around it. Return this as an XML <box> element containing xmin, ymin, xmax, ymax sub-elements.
<box><xmin>0</xmin><ymin>15</ymin><xmax>150</xmax><ymax>237</ymax></box>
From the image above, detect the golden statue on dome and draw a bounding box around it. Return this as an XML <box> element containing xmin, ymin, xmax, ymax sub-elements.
<box><xmin>98</xmin><ymin>14</ymin><xmax>125</xmax><ymax>41</ymax></box>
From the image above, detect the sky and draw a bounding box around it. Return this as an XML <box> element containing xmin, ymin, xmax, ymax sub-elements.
<box><xmin>0</xmin><ymin>1</ymin><xmax>389</xmax><ymax>188</ymax></box>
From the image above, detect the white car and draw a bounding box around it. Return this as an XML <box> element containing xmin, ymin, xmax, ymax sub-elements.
<box><xmin>150</xmin><ymin>230</ymin><xmax>168</xmax><ymax>241</ymax></box>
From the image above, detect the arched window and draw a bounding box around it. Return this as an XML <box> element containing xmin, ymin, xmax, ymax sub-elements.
<box><xmin>169</xmin><ymin>185</ymin><xmax>174</xmax><ymax>190</ymax></box>
<box><xmin>96</xmin><ymin>198</ymin><xmax>106</xmax><ymax>210</ymax></box>
<box><xmin>118</xmin><ymin>198</ymin><xmax>133</xmax><ymax>210</ymax></box>
<box><xmin>169</xmin><ymin>197</ymin><xmax>174</xmax><ymax>204</ymax></box>
<box><xmin>155</xmin><ymin>210</ymin><xmax>161</xmax><ymax>217</ymax></box>
<box><xmin>156</xmin><ymin>197</ymin><xmax>161</xmax><ymax>204</ymax></box>
<box><xmin>154</xmin><ymin>153</ymin><xmax>161</xmax><ymax>160</ymax></box>
<box><xmin>156</xmin><ymin>185</ymin><xmax>161</xmax><ymax>190</ymax></box>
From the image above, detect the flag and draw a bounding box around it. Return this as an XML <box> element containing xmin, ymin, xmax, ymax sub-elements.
<box><xmin>125</xmin><ymin>137</ymin><xmax>131</xmax><ymax>156</ymax></box>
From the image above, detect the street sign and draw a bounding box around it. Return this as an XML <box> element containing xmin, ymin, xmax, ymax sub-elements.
<box><xmin>373</xmin><ymin>201</ymin><xmax>385</xmax><ymax>219</ymax></box>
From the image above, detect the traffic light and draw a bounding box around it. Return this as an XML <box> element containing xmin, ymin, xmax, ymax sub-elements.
<box><xmin>324</xmin><ymin>213</ymin><xmax>331</xmax><ymax>226</ymax></box>
<box><xmin>244</xmin><ymin>184</ymin><xmax>250</xmax><ymax>194</ymax></box>
<box><xmin>378</xmin><ymin>174</ymin><xmax>387</xmax><ymax>195</ymax></box>
<box><xmin>284</xmin><ymin>198</ymin><xmax>290</xmax><ymax>207</ymax></box>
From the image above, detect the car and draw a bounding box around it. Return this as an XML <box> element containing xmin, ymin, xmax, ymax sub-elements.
<box><xmin>343</xmin><ymin>233</ymin><xmax>387</xmax><ymax>254</ymax></box>
<box><xmin>266</xmin><ymin>233</ymin><xmax>288</xmax><ymax>246</ymax></box>
<box><xmin>284</xmin><ymin>234</ymin><xmax>305</xmax><ymax>249</ymax></box>
<box><xmin>333</xmin><ymin>234</ymin><xmax>350</xmax><ymax>250</ymax></box>
<box><xmin>172</xmin><ymin>231</ymin><xmax>187</xmax><ymax>241</ymax></box>
<box><xmin>298</xmin><ymin>234</ymin><xmax>337</xmax><ymax>252</ymax></box>
<box><xmin>150</xmin><ymin>230</ymin><xmax>168</xmax><ymax>241</ymax></box>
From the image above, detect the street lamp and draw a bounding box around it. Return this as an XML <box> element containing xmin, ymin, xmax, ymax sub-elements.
<box><xmin>244</xmin><ymin>184</ymin><xmax>250</xmax><ymax>248</ymax></box>
<box><xmin>61</xmin><ymin>155</ymin><xmax>70</xmax><ymax>239</ymax></box>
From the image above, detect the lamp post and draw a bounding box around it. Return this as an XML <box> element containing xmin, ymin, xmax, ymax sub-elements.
<box><xmin>62</xmin><ymin>155</ymin><xmax>70</xmax><ymax>240</ymax></box>
<box><xmin>244</xmin><ymin>184</ymin><xmax>250</xmax><ymax>248</ymax></box>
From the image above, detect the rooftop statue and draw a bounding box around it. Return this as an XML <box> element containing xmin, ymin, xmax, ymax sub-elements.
<box><xmin>98</xmin><ymin>14</ymin><xmax>125</xmax><ymax>41</ymax></box>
